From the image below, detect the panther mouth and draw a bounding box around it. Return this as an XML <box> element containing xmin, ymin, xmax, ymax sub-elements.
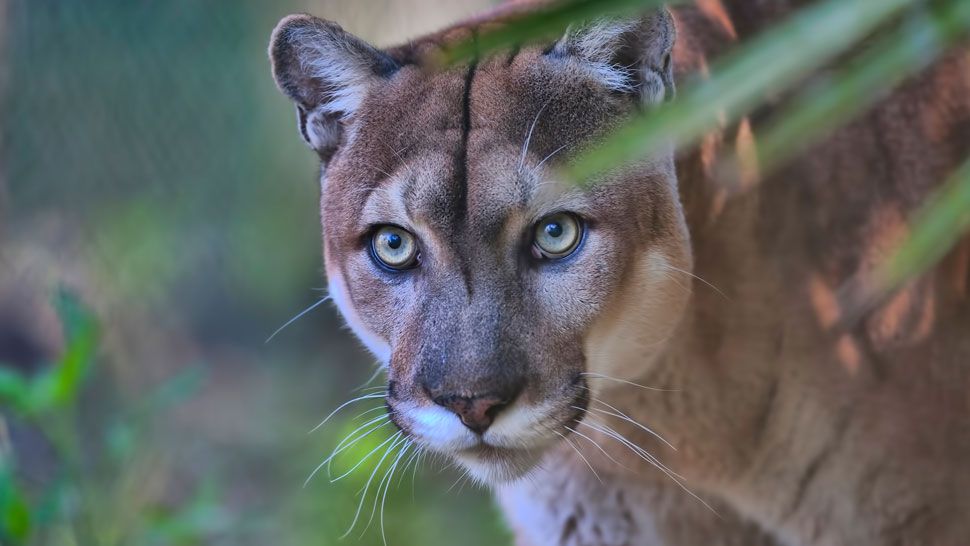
<box><xmin>388</xmin><ymin>377</ymin><xmax>590</xmax><ymax>483</ymax></box>
<box><xmin>451</xmin><ymin>389</ymin><xmax>590</xmax><ymax>483</ymax></box>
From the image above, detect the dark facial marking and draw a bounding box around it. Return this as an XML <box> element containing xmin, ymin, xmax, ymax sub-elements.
<box><xmin>453</xmin><ymin>60</ymin><xmax>478</xmax><ymax>226</ymax></box>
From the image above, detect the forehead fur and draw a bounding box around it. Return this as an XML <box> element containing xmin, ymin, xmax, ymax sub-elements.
<box><xmin>323</xmin><ymin>47</ymin><xmax>644</xmax><ymax>245</ymax></box>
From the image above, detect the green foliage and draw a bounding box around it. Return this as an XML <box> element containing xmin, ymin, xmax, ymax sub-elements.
<box><xmin>0</xmin><ymin>289</ymin><xmax>97</xmax><ymax>418</ymax></box>
<box><xmin>880</xmin><ymin>159</ymin><xmax>970</xmax><ymax>292</ymax></box>
<box><xmin>0</xmin><ymin>289</ymin><xmax>222</xmax><ymax>546</ymax></box>
<box><xmin>0</xmin><ymin>465</ymin><xmax>32</xmax><ymax>544</ymax></box>
<box><xmin>440</xmin><ymin>0</ymin><xmax>671</xmax><ymax>64</ymax></box>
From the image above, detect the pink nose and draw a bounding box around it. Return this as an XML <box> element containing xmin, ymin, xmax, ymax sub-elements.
<box><xmin>433</xmin><ymin>394</ymin><xmax>510</xmax><ymax>434</ymax></box>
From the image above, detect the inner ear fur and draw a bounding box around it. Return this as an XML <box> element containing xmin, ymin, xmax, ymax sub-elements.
<box><xmin>549</xmin><ymin>8</ymin><xmax>676</xmax><ymax>104</ymax></box>
<box><xmin>269</xmin><ymin>14</ymin><xmax>398</xmax><ymax>160</ymax></box>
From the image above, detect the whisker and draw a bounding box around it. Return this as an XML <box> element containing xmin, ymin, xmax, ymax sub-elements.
<box><xmin>519</xmin><ymin>97</ymin><xmax>554</xmax><ymax>169</ymax></box>
<box><xmin>323</xmin><ymin>408</ymin><xmax>390</xmax><ymax>475</ymax></box>
<box><xmin>585</xmin><ymin>403</ymin><xmax>677</xmax><ymax>451</ymax></box>
<box><xmin>309</xmin><ymin>392</ymin><xmax>386</xmax><ymax>434</ymax></box>
<box><xmin>353</xmin><ymin>369</ymin><xmax>387</xmax><ymax>392</ymax></box>
<box><xmin>341</xmin><ymin>432</ymin><xmax>406</xmax><ymax>539</ymax></box>
<box><xmin>660</xmin><ymin>264</ymin><xmax>729</xmax><ymax>300</ymax></box>
<box><xmin>563</xmin><ymin>424</ymin><xmax>632</xmax><ymax>473</ymax></box>
<box><xmin>534</xmin><ymin>143</ymin><xmax>570</xmax><ymax>172</ymax></box>
<box><xmin>380</xmin><ymin>442</ymin><xmax>412</xmax><ymax>545</ymax></box>
<box><xmin>326</xmin><ymin>418</ymin><xmax>392</xmax><ymax>479</ymax></box>
<box><xmin>579</xmin><ymin>372</ymin><xmax>678</xmax><ymax>392</ymax></box>
<box><xmin>304</xmin><ymin>415</ymin><xmax>388</xmax><ymax>486</ymax></box>
<box><xmin>410</xmin><ymin>451</ymin><xmax>425</xmax><ymax>502</ymax></box>
<box><xmin>326</xmin><ymin>423</ymin><xmax>396</xmax><ymax>483</ymax></box>
<box><xmin>577</xmin><ymin>418</ymin><xmax>683</xmax><ymax>481</ymax></box>
<box><xmin>346</xmin><ymin>405</ymin><xmax>387</xmax><ymax>423</ymax></box>
<box><xmin>363</xmin><ymin>440</ymin><xmax>411</xmax><ymax>542</ymax></box>
<box><xmin>553</xmin><ymin>430</ymin><xmax>602</xmax><ymax>484</ymax></box>
<box><xmin>446</xmin><ymin>468</ymin><xmax>472</xmax><ymax>495</ymax></box>
<box><xmin>265</xmin><ymin>296</ymin><xmax>332</xmax><ymax>343</ymax></box>
<box><xmin>397</xmin><ymin>446</ymin><xmax>423</xmax><ymax>487</ymax></box>
<box><xmin>587</xmin><ymin>419</ymin><xmax>718</xmax><ymax>516</ymax></box>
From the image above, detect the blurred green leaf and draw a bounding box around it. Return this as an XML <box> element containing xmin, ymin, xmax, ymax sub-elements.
<box><xmin>878</xmin><ymin>158</ymin><xmax>970</xmax><ymax>293</ymax></box>
<box><xmin>738</xmin><ymin>0</ymin><xmax>970</xmax><ymax>180</ymax></box>
<box><xmin>0</xmin><ymin>466</ymin><xmax>31</xmax><ymax>544</ymax></box>
<box><xmin>26</xmin><ymin>288</ymin><xmax>99</xmax><ymax>413</ymax></box>
<box><xmin>0</xmin><ymin>369</ymin><xmax>32</xmax><ymax>415</ymax></box>
<box><xmin>143</xmin><ymin>478</ymin><xmax>228</xmax><ymax>546</ymax></box>
<box><xmin>564</xmin><ymin>0</ymin><xmax>918</xmax><ymax>182</ymax></box>
<box><xmin>440</xmin><ymin>0</ymin><xmax>671</xmax><ymax>64</ymax></box>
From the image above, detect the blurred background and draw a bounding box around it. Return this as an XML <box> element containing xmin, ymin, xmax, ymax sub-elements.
<box><xmin>0</xmin><ymin>1</ymin><xmax>512</xmax><ymax>545</ymax></box>
<box><xmin>2</xmin><ymin>0</ymin><xmax>969</xmax><ymax>544</ymax></box>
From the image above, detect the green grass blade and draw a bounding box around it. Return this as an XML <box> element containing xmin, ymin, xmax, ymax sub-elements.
<box><xmin>878</xmin><ymin>158</ymin><xmax>970</xmax><ymax>293</ymax></box>
<box><xmin>440</xmin><ymin>0</ymin><xmax>672</xmax><ymax>64</ymax></box>
<box><xmin>746</xmin><ymin>0</ymin><xmax>970</xmax><ymax>179</ymax></box>
<box><xmin>564</xmin><ymin>0</ymin><xmax>918</xmax><ymax>182</ymax></box>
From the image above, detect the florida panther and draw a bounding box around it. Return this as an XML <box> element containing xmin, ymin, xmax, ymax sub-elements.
<box><xmin>269</xmin><ymin>2</ymin><xmax>970</xmax><ymax>544</ymax></box>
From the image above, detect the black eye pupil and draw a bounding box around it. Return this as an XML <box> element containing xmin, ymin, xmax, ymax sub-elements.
<box><xmin>545</xmin><ymin>222</ymin><xmax>563</xmax><ymax>238</ymax></box>
<box><xmin>386</xmin><ymin>233</ymin><xmax>402</xmax><ymax>250</ymax></box>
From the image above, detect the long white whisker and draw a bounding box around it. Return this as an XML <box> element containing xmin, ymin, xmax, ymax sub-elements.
<box><xmin>660</xmin><ymin>264</ymin><xmax>729</xmax><ymax>300</ymax></box>
<box><xmin>579</xmin><ymin>372</ymin><xmax>679</xmax><ymax>392</ymax></box>
<box><xmin>350</xmin><ymin>405</ymin><xmax>388</xmax><ymax>421</ymax></box>
<box><xmin>554</xmin><ymin>430</ymin><xmax>602</xmax><ymax>484</ymax></box>
<box><xmin>519</xmin><ymin>98</ymin><xmax>553</xmax><ymax>169</ymax></box>
<box><xmin>577</xmin><ymin>418</ymin><xmax>683</xmax><ymax>481</ymax></box>
<box><xmin>354</xmin><ymin>368</ymin><xmax>387</xmax><ymax>392</ymax></box>
<box><xmin>409</xmin><ymin>451</ymin><xmax>425</xmax><ymax>502</ymax></box>
<box><xmin>446</xmin><ymin>468</ymin><xmax>472</xmax><ymax>494</ymax></box>
<box><xmin>564</xmin><ymin>425</ymin><xmax>632</xmax><ymax>472</ymax></box>
<box><xmin>380</xmin><ymin>443</ymin><xmax>412</xmax><ymax>545</ymax></box>
<box><xmin>397</xmin><ymin>446</ymin><xmax>423</xmax><ymax>487</ymax></box>
<box><xmin>326</xmin><ymin>418</ymin><xmax>392</xmax><ymax>479</ymax></box>
<box><xmin>364</xmin><ymin>441</ymin><xmax>411</xmax><ymax>542</ymax></box>
<box><xmin>583</xmin><ymin>419</ymin><xmax>716</xmax><ymax>515</ymax></box>
<box><xmin>324</xmin><ymin>424</ymin><xmax>395</xmax><ymax>484</ymax></box>
<box><xmin>585</xmin><ymin>404</ymin><xmax>677</xmax><ymax>451</ymax></box>
<box><xmin>265</xmin><ymin>296</ymin><xmax>332</xmax><ymax>343</ymax></box>
<box><xmin>328</xmin><ymin>413</ymin><xmax>388</xmax><ymax>455</ymax></box>
<box><xmin>309</xmin><ymin>393</ymin><xmax>386</xmax><ymax>434</ymax></box>
<box><xmin>534</xmin><ymin>143</ymin><xmax>570</xmax><ymax>172</ymax></box>
<box><xmin>341</xmin><ymin>432</ymin><xmax>405</xmax><ymax>539</ymax></box>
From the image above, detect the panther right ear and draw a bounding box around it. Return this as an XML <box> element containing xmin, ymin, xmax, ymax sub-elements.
<box><xmin>269</xmin><ymin>15</ymin><xmax>398</xmax><ymax>160</ymax></box>
<box><xmin>549</xmin><ymin>8</ymin><xmax>676</xmax><ymax>105</ymax></box>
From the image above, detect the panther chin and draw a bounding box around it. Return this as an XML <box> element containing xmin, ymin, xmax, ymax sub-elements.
<box><xmin>453</xmin><ymin>443</ymin><xmax>549</xmax><ymax>484</ymax></box>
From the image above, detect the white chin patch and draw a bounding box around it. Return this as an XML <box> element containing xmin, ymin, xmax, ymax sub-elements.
<box><xmin>406</xmin><ymin>405</ymin><xmax>478</xmax><ymax>452</ymax></box>
<box><xmin>456</xmin><ymin>448</ymin><xmax>544</xmax><ymax>485</ymax></box>
<box><xmin>401</xmin><ymin>402</ymin><xmax>556</xmax><ymax>485</ymax></box>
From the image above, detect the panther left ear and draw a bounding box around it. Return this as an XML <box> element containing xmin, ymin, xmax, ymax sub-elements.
<box><xmin>269</xmin><ymin>14</ymin><xmax>398</xmax><ymax>161</ymax></box>
<box><xmin>549</xmin><ymin>7</ymin><xmax>676</xmax><ymax>105</ymax></box>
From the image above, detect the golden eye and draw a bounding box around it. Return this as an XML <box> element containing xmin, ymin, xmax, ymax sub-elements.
<box><xmin>533</xmin><ymin>213</ymin><xmax>582</xmax><ymax>259</ymax></box>
<box><xmin>371</xmin><ymin>226</ymin><xmax>419</xmax><ymax>270</ymax></box>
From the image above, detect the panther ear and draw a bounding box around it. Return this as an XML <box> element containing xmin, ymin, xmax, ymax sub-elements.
<box><xmin>269</xmin><ymin>14</ymin><xmax>398</xmax><ymax>160</ymax></box>
<box><xmin>549</xmin><ymin>8</ymin><xmax>676</xmax><ymax>105</ymax></box>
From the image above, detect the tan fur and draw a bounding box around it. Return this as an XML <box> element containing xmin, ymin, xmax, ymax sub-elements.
<box><xmin>269</xmin><ymin>3</ymin><xmax>970</xmax><ymax>545</ymax></box>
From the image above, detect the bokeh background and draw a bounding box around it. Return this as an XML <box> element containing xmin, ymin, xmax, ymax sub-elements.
<box><xmin>3</xmin><ymin>0</ymin><xmax>969</xmax><ymax>544</ymax></box>
<box><xmin>0</xmin><ymin>1</ymin><xmax>512</xmax><ymax>545</ymax></box>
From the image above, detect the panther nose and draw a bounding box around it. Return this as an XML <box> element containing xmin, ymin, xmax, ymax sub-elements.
<box><xmin>432</xmin><ymin>394</ymin><xmax>510</xmax><ymax>434</ymax></box>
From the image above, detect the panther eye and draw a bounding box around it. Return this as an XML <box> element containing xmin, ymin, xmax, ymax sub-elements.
<box><xmin>532</xmin><ymin>212</ymin><xmax>582</xmax><ymax>259</ymax></box>
<box><xmin>371</xmin><ymin>225</ymin><xmax>419</xmax><ymax>270</ymax></box>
